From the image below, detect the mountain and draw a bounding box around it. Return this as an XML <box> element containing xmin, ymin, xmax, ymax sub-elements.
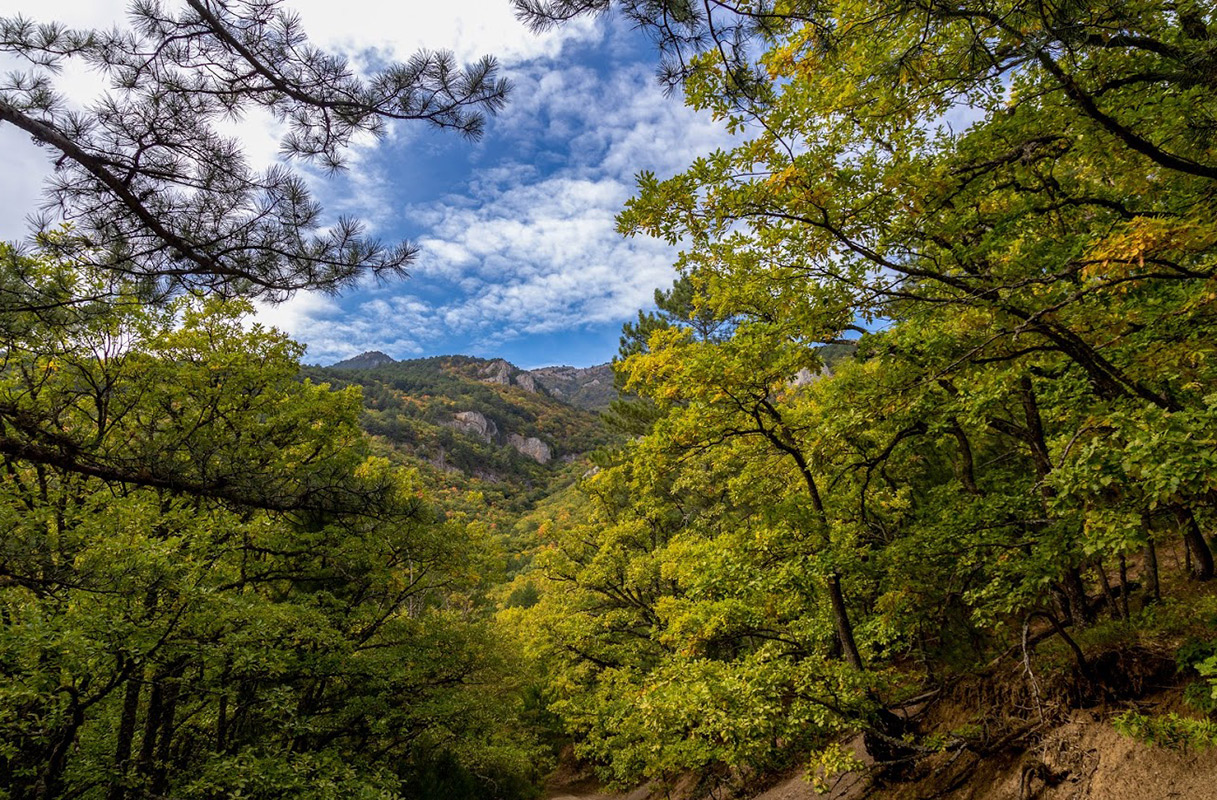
<box><xmin>458</xmin><ymin>358</ymin><xmax>617</xmax><ymax>412</ymax></box>
<box><xmin>305</xmin><ymin>355</ymin><xmax>618</xmax><ymax>507</ymax></box>
<box><xmin>330</xmin><ymin>350</ymin><xmax>397</xmax><ymax>370</ymax></box>
<box><xmin>527</xmin><ymin>363</ymin><xmax>616</xmax><ymax>411</ymax></box>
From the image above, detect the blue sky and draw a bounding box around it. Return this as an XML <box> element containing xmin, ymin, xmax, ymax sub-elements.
<box><xmin>0</xmin><ymin>0</ymin><xmax>737</xmax><ymax>368</ymax></box>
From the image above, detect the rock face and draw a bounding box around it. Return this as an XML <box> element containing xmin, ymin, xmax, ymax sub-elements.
<box><xmin>452</xmin><ymin>411</ymin><xmax>498</xmax><ymax>442</ymax></box>
<box><xmin>330</xmin><ymin>350</ymin><xmax>397</xmax><ymax>370</ymax></box>
<box><xmin>451</xmin><ymin>410</ymin><xmax>551</xmax><ymax>464</ymax></box>
<box><xmin>789</xmin><ymin>365</ymin><xmax>832</xmax><ymax>387</ymax></box>
<box><xmin>478</xmin><ymin>359</ymin><xmax>542</xmax><ymax>393</ymax></box>
<box><xmin>508</xmin><ymin>433</ymin><xmax>551</xmax><ymax>464</ymax></box>
<box><xmin>514</xmin><ymin>372</ymin><xmax>538</xmax><ymax>393</ymax></box>
<box><xmin>479</xmin><ymin>359</ymin><xmax>513</xmax><ymax>386</ymax></box>
<box><xmin>527</xmin><ymin>363</ymin><xmax>616</xmax><ymax>411</ymax></box>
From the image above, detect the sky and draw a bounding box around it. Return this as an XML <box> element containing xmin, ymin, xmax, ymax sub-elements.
<box><xmin>0</xmin><ymin>0</ymin><xmax>737</xmax><ymax>368</ymax></box>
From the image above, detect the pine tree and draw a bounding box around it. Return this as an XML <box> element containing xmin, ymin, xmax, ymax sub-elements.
<box><xmin>1</xmin><ymin>0</ymin><xmax>509</xmax><ymax>299</ymax></box>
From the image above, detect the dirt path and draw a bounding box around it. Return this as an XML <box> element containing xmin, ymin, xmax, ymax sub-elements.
<box><xmin>540</xmin><ymin>755</ymin><xmax>648</xmax><ymax>800</ymax></box>
<box><xmin>542</xmin><ymin>783</ymin><xmax>639</xmax><ymax>800</ymax></box>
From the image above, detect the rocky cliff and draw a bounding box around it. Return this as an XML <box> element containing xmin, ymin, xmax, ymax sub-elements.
<box><xmin>526</xmin><ymin>363</ymin><xmax>616</xmax><ymax>411</ymax></box>
<box><xmin>309</xmin><ymin>354</ymin><xmax>616</xmax><ymax>481</ymax></box>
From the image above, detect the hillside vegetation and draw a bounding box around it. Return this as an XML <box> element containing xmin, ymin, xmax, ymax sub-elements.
<box><xmin>495</xmin><ymin>0</ymin><xmax>1217</xmax><ymax>795</ymax></box>
<box><xmin>310</xmin><ymin>356</ymin><xmax>614</xmax><ymax>488</ymax></box>
<box><xmin>3</xmin><ymin>1</ymin><xmax>1217</xmax><ymax>799</ymax></box>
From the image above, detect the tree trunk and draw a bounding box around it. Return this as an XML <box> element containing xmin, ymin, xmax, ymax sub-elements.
<box><xmin>107</xmin><ymin>675</ymin><xmax>142</xmax><ymax>800</ymax></box>
<box><xmin>827</xmin><ymin>574</ymin><xmax>864</xmax><ymax>671</ymax></box>
<box><xmin>1142</xmin><ymin>530</ymin><xmax>1161</xmax><ymax>604</ymax></box>
<box><xmin>767</xmin><ymin>421</ymin><xmax>866</xmax><ymax>674</ymax></box>
<box><xmin>151</xmin><ymin>673</ymin><xmax>180</xmax><ymax>797</ymax></box>
<box><xmin>136</xmin><ymin>670</ymin><xmax>165</xmax><ymax>787</ymax></box>
<box><xmin>36</xmin><ymin>693</ymin><xmax>83</xmax><ymax>800</ymax></box>
<box><xmin>862</xmin><ymin>706</ymin><xmax>912</xmax><ymax>767</ymax></box>
<box><xmin>1094</xmin><ymin>561</ymin><xmax>1121</xmax><ymax>621</ymax></box>
<box><xmin>1179</xmin><ymin>507</ymin><xmax>1214</xmax><ymax>580</ymax></box>
<box><xmin>949</xmin><ymin>420</ymin><xmax>980</xmax><ymax>495</ymax></box>
<box><xmin>1118</xmin><ymin>555</ymin><xmax>1130</xmax><ymax>621</ymax></box>
<box><xmin>216</xmin><ymin>693</ymin><xmax>228</xmax><ymax>754</ymax></box>
<box><xmin>1061</xmin><ymin>567</ymin><xmax>1094</xmax><ymax>625</ymax></box>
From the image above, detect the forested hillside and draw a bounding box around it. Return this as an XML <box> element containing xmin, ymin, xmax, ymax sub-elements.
<box><xmin>498</xmin><ymin>0</ymin><xmax>1217</xmax><ymax>795</ymax></box>
<box><xmin>311</xmin><ymin>355</ymin><xmax>615</xmax><ymax>495</ymax></box>
<box><xmin>309</xmin><ymin>355</ymin><xmax>620</xmax><ymax>596</ymax></box>
<box><xmin>3</xmin><ymin>0</ymin><xmax>1217</xmax><ymax>799</ymax></box>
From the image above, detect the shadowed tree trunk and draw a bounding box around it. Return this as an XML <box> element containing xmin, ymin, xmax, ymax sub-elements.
<box><xmin>1178</xmin><ymin>507</ymin><xmax>1214</xmax><ymax>580</ymax></box>
<box><xmin>1061</xmin><ymin>567</ymin><xmax>1094</xmax><ymax>626</ymax></box>
<box><xmin>1142</xmin><ymin>512</ymin><xmax>1161</xmax><ymax>603</ymax></box>
<box><xmin>827</xmin><ymin>574</ymin><xmax>864</xmax><ymax>671</ymax></box>
<box><xmin>108</xmin><ymin>673</ymin><xmax>142</xmax><ymax>800</ymax></box>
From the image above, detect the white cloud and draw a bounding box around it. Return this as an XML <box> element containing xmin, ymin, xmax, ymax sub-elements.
<box><xmin>0</xmin><ymin>128</ymin><xmax>52</xmax><ymax>242</ymax></box>
<box><xmin>212</xmin><ymin>108</ymin><xmax>289</xmax><ymax>174</ymax></box>
<box><xmin>253</xmin><ymin>290</ymin><xmax>441</xmax><ymax>364</ymax></box>
<box><xmin>1</xmin><ymin>1</ymin><xmax>126</xmax><ymax>241</ymax></box>
<box><xmin>288</xmin><ymin>0</ymin><xmax>602</xmax><ymax>67</ymax></box>
<box><xmin>5</xmin><ymin>0</ymin><xmax>121</xmax><ymax>29</ymax></box>
<box><xmin>337</xmin><ymin>61</ymin><xmax>740</xmax><ymax>356</ymax></box>
<box><xmin>246</xmin><ymin>165</ymin><xmax>683</xmax><ymax>364</ymax></box>
<box><xmin>9</xmin><ymin>0</ymin><xmax>597</xmax><ymax>68</ymax></box>
<box><xmin>244</xmin><ymin>43</ymin><xmax>740</xmax><ymax>364</ymax></box>
<box><xmin>412</xmin><ymin>173</ymin><xmax>678</xmax><ymax>331</ymax></box>
<box><xmin>2</xmin><ymin>0</ymin><xmax>600</xmax><ymax>232</ymax></box>
<box><xmin>252</xmin><ymin>291</ymin><xmax>342</xmax><ymax>338</ymax></box>
<box><xmin>5</xmin><ymin>1</ymin><xmax>740</xmax><ymax>366</ymax></box>
<box><xmin>491</xmin><ymin>59</ymin><xmax>737</xmax><ymax>182</ymax></box>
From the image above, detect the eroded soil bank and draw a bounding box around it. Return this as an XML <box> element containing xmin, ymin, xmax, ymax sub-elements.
<box><xmin>546</xmin><ymin>704</ymin><xmax>1217</xmax><ymax>800</ymax></box>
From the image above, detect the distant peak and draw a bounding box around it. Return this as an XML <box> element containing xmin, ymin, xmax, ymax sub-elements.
<box><xmin>330</xmin><ymin>350</ymin><xmax>397</xmax><ymax>370</ymax></box>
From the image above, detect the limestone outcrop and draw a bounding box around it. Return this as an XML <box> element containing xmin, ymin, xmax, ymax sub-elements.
<box><xmin>452</xmin><ymin>411</ymin><xmax>498</xmax><ymax>442</ymax></box>
<box><xmin>508</xmin><ymin>434</ymin><xmax>551</xmax><ymax>464</ymax></box>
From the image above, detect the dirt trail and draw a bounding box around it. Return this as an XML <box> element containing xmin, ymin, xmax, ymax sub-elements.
<box><xmin>543</xmin><ymin>782</ymin><xmax>644</xmax><ymax>800</ymax></box>
<box><xmin>541</xmin><ymin>750</ymin><xmax>645</xmax><ymax>800</ymax></box>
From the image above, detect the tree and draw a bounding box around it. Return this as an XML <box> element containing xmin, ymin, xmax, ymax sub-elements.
<box><xmin>0</xmin><ymin>245</ymin><xmax>541</xmax><ymax>799</ymax></box>
<box><xmin>516</xmin><ymin>0</ymin><xmax>1217</xmax><ymax>575</ymax></box>
<box><xmin>0</xmin><ymin>6</ymin><xmax>543</xmax><ymax>795</ymax></box>
<box><xmin>604</xmin><ymin>275</ymin><xmax>729</xmax><ymax>436</ymax></box>
<box><xmin>2</xmin><ymin>0</ymin><xmax>508</xmax><ymax>298</ymax></box>
<box><xmin>510</xmin><ymin>0</ymin><xmax>1217</xmax><ymax>781</ymax></box>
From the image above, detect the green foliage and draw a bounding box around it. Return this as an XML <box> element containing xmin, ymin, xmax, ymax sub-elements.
<box><xmin>807</xmin><ymin>743</ymin><xmax>864</xmax><ymax>794</ymax></box>
<box><xmin>507</xmin><ymin>0</ymin><xmax>1217</xmax><ymax>786</ymax></box>
<box><xmin>1112</xmin><ymin>711</ymin><xmax>1217</xmax><ymax>752</ymax></box>
<box><xmin>14</xmin><ymin>0</ymin><xmax>1217</xmax><ymax>791</ymax></box>
<box><xmin>1194</xmin><ymin>657</ymin><xmax>1217</xmax><ymax>714</ymax></box>
<box><xmin>0</xmin><ymin>246</ymin><xmax>543</xmax><ymax>799</ymax></box>
<box><xmin>1177</xmin><ymin>638</ymin><xmax>1217</xmax><ymax>713</ymax></box>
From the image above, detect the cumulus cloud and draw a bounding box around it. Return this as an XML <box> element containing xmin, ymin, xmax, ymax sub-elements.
<box><xmin>410</xmin><ymin>174</ymin><xmax>675</xmax><ymax>327</ymax></box>
<box><xmin>3</xmin><ymin>1</ymin><xmax>740</xmax><ymax>366</ymax></box>
<box><xmin>288</xmin><ymin>0</ymin><xmax>601</xmax><ymax>67</ymax></box>
<box><xmin>250</xmin><ymin>170</ymin><xmax>680</xmax><ymax>365</ymax></box>
<box><xmin>0</xmin><ymin>129</ymin><xmax>51</xmax><ymax>242</ymax></box>
<box><xmin>247</xmin><ymin>44</ymin><xmax>740</xmax><ymax>365</ymax></box>
<box><xmin>346</xmin><ymin>61</ymin><xmax>737</xmax><ymax>357</ymax></box>
<box><xmin>254</xmin><ymin>291</ymin><xmax>441</xmax><ymax>364</ymax></box>
<box><xmin>11</xmin><ymin>0</ymin><xmax>594</xmax><ymax>69</ymax></box>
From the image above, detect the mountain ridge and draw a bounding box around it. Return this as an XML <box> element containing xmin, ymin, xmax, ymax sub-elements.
<box><xmin>304</xmin><ymin>355</ymin><xmax>618</xmax><ymax>498</ymax></box>
<box><xmin>327</xmin><ymin>353</ymin><xmax>618</xmax><ymax>412</ymax></box>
